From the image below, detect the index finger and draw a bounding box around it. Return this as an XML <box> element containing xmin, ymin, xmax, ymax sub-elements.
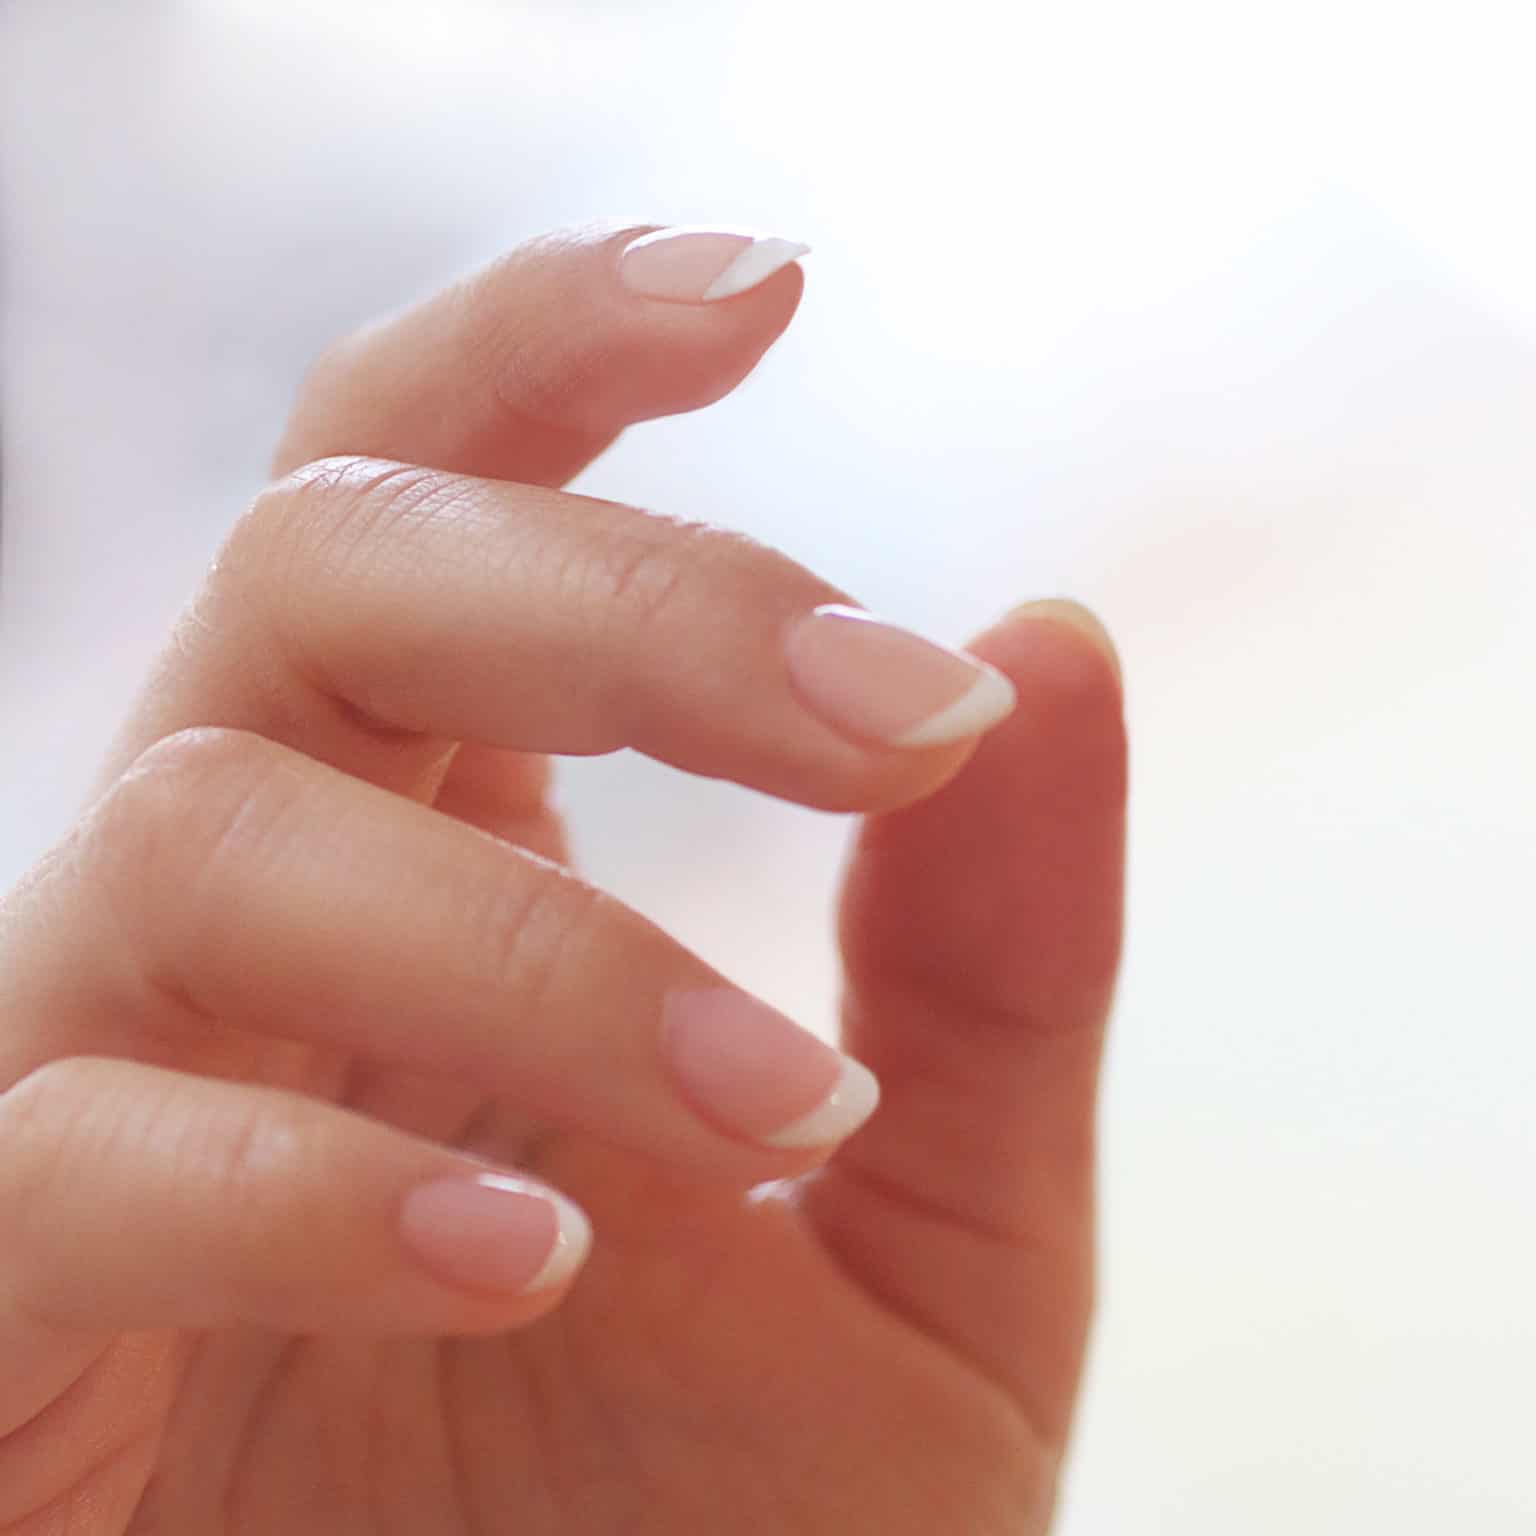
<box><xmin>272</xmin><ymin>221</ymin><xmax>809</xmax><ymax>486</ymax></box>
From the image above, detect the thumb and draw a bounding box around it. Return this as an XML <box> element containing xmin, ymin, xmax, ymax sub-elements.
<box><xmin>803</xmin><ymin>600</ymin><xmax>1127</xmax><ymax>1448</ymax></box>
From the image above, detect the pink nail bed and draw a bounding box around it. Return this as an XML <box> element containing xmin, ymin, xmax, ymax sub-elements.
<box><xmin>663</xmin><ymin>989</ymin><xmax>879</xmax><ymax>1149</ymax></box>
<box><xmin>618</xmin><ymin>227</ymin><xmax>810</xmax><ymax>304</ymax></box>
<box><xmin>399</xmin><ymin>1174</ymin><xmax>591</xmax><ymax>1297</ymax></box>
<box><xmin>784</xmin><ymin>605</ymin><xmax>1017</xmax><ymax>749</ymax></box>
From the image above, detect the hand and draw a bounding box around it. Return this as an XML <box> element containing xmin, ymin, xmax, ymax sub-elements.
<box><xmin>0</xmin><ymin>225</ymin><xmax>1126</xmax><ymax>1534</ymax></box>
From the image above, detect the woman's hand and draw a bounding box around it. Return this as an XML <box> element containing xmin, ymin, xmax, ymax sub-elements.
<box><xmin>0</xmin><ymin>224</ymin><xmax>1126</xmax><ymax>1534</ymax></box>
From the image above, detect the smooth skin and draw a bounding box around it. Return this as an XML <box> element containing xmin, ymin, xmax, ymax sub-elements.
<box><xmin>0</xmin><ymin>224</ymin><xmax>1126</xmax><ymax>1534</ymax></box>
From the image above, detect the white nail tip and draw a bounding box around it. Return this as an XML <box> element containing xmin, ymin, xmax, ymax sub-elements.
<box><xmin>893</xmin><ymin>667</ymin><xmax>1018</xmax><ymax>749</ymax></box>
<box><xmin>524</xmin><ymin>1195</ymin><xmax>593</xmax><ymax>1293</ymax></box>
<box><xmin>760</xmin><ymin>1056</ymin><xmax>881</xmax><ymax>1149</ymax></box>
<box><xmin>701</xmin><ymin>237</ymin><xmax>812</xmax><ymax>302</ymax></box>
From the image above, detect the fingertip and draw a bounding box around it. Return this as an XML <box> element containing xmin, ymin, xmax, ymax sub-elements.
<box><xmin>284</xmin><ymin>219</ymin><xmax>811</xmax><ymax>487</ymax></box>
<box><xmin>595</xmin><ymin>224</ymin><xmax>807</xmax><ymax>421</ymax></box>
<box><xmin>784</xmin><ymin>605</ymin><xmax>1019</xmax><ymax>755</ymax></box>
<box><xmin>616</xmin><ymin>225</ymin><xmax>811</xmax><ymax>307</ymax></box>
<box><xmin>398</xmin><ymin>1173</ymin><xmax>592</xmax><ymax>1305</ymax></box>
<box><xmin>662</xmin><ymin>988</ymin><xmax>880</xmax><ymax>1151</ymax></box>
<box><xmin>983</xmin><ymin>598</ymin><xmax>1124</xmax><ymax>697</ymax></box>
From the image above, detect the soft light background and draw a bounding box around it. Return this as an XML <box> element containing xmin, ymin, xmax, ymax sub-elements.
<box><xmin>2</xmin><ymin>2</ymin><xmax>1533</xmax><ymax>1530</ymax></box>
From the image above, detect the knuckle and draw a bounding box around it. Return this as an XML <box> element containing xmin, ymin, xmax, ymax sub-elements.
<box><xmin>478</xmin><ymin>859</ymin><xmax>605</xmax><ymax>1024</ymax></box>
<box><xmin>593</xmin><ymin>516</ymin><xmax>752</xmax><ymax>642</ymax></box>
<box><xmin>226</xmin><ymin>457</ymin><xmax>470</xmax><ymax>693</ymax></box>
<box><xmin>88</xmin><ymin>730</ymin><xmax>300</xmax><ymax>1006</ymax></box>
<box><xmin>238</xmin><ymin>455</ymin><xmax>440</xmax><ymax>588</ymax></box>
<box><xmin>100</xmin><ymin>728</ymin><xmax>279</xmax><ymax>866</ymax></box>
<box><xmin>0</xmin><ymin>1060</ymin><xmax>311</xmax><ymax>1301</ymax></box>
<box><xmin>203</xmin><ymin>1092</ymin><xmax>308</xmax><ymax>1244</ymax></box>
<box><xmin>0</xmin><ymin>1054</ymin><xmax>95</xmax><ymax>1133</ymax></box>
<box><xmin>119</xmin><ymin>723</ymin><xmax>271</xmax><ymax>786</ymax></box>
<box><xmin>471</xmin><ymin>234</ymin><xmax>604</xmax><ymax>425</ymax></box>
<box><xmin>0</xmin><ymin>1056</ymin><xmax>117</xmax><ymax>1228</ymax></box>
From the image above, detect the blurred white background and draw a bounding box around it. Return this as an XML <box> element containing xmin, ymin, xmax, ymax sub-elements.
<box><xmin>2</xmin><ymin>1</ymin><xmax>1533</xmax><ymax>1530</ymax></box>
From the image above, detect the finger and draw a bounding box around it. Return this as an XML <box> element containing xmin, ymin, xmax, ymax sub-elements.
<box><xmin>271</xmin><ymin>222</ymin><xmax>807</xmax><ymax>487</ymax></box>
<box><xmin>0</xmin><ymin>1327</ymin><xmax>178</xmax><ymax>1526</ymax></box>
<box><xmin>99</xmin><ymin>459</ymin><xmax>1015</xmax><ymax>812</ymax></box>
<box><xmin>803</xmin><ymin>601</ymin><xmax>1127</xmax><ymax>1448</ymax></box>
<box><xmin>2</xmin><ymin>729</ymin><xmax>880</xmax><ymax>1186</ymax></box>
<box><xmin>0</xmin><ymin>1057</ymin><xmax>593</xmax><ymax>1431</ymax></box>
<box><xmin>270</xmin><ymin>222</ymin><xmax>805</xmax><ymax>843</ymax></box>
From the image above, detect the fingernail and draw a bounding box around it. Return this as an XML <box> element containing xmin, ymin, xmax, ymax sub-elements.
<box><xmin>663</xmin><ymin>989</ymin><xmax>880</xmax><ymax>1149</ymax></box>
<box><xmin>399</xmin><ymin>1174</ymin><xmax>592</xmax><ymax>1297</ymax></box>
<box><xmin>618</xmin><ymin>226</ymin><xmax>810</xmax><ymax>304</ymax></box>
<box><xmin>784</xmin><ymin>604</ymin><xmax>1017</xmax><ymax>749</ymax></box>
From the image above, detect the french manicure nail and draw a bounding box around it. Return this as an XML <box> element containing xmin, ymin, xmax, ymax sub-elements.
<box><xmin>399</xmin><ymin>1174</ymin><xmax>592</xmax><ymax>1296</ymax></box>
<box><xmin>784</xmin><ymin>604</ymin><xmax>1017</xmax><ymax>749</ymax></box>
<box><xmin>664</xmin><ymin>989</ymin><xmax>880</xmax><ymax>1149</ymax></box>
<box><xmin>619</xmin><ymin>226</ymin><xmax>810</xmax><ymax>304</ymax></box>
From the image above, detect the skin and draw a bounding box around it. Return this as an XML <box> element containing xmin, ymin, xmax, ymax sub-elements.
<box><xmin>0</xmin><ymin>224</ymin><xmax>1126</xmax><ymax>1534</ymax></box>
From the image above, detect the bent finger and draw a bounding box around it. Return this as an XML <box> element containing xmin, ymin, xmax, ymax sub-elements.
<box><xmin>0</xmin><ymin>1057</ymin><xmax>591</xmax><ymax>1337</ymax></box>
<box><xmin>269</xmin><ymin>221</ymin><xmax>807</xmax><ymax>841</ymax></box>
<box><xmin>0</xmin><ymin>1056</ymin><xmax>594</xmax><ymax>1445</ymax></box>
<box><xmin>102</xmin><ymin>459</ymin><xmax>1015</xmax><ymax>811</ymax></box>
<box><xmin>3</xmin><ymin>729</ymin><xmax>879</xmax><ymax>1187</ymax></box>
<box><xmin>271</xmin><ymin>221</ymin><xmax>807</xmax><ymax>845</ymax></box>
<box><xmin>271</xmin><ymin>222</ymin><xmax>808</xmax><ymax>487</ymax></box>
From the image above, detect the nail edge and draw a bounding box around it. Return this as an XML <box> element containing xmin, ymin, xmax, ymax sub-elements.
<box><xmin>759</xmin><ymin>1056</ymin><xmax>881</xmax><ymax>1149</ymax></box>
<box><xmin>892</xmin><ymin>666</ymin><xmax>1018</xmax><ymax>749</ymax></box>
<box><xmin>522</xmin><ymin>1195</ymin><xmax>593</xmax><ymax>1293</ymax></box>
<box><xmin>701</xmin><ymin>237</ymin><xmax>812</xmax><ymax>302</ymax></box>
